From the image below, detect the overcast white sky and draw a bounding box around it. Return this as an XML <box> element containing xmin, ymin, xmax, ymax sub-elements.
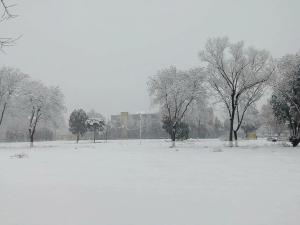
<box><xmin>0</xmin><ymin>0</ymin><xmax>299</xmax><ymax>117</ymax></box>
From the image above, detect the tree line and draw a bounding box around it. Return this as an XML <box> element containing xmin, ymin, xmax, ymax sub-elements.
<box><xmin>69</xmin><ymin>109</ymin><xmax>105</xmax><ymax>143</ymax></box>
<box><xmin>148</xmin><ymin>37</ymin><xmax>300</xmax><ymax>147</ymax></box>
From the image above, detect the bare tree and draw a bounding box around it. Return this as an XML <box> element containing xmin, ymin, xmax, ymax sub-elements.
<box><xmin>148</xmin><ymin>66</ymin><xmax>206</xmax><ymax>147</ymax></box>
<box><xmin>19</xmin><ymin>80</ymin><xmax>65</xmax><ymax>147</ymax></box>
<box><xmin>0</xmin><ymin>67</ymin><xmax>27</xmax><ymax>127</ymax></box>
<box><xmin>199</xmin><ymin>37</ymin><xmax>275</xmax><ymax>146</ymax></box>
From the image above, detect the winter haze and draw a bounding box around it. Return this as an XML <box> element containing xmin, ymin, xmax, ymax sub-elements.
<box><xmin>0</xmin><ymin>0</ymin><xmax>299</xmax><ymax>116</ymax></box>
<box><xmin>2</xmin><ymin>1</ymin><xmax>300</xmax><ymax>225</ymax></box>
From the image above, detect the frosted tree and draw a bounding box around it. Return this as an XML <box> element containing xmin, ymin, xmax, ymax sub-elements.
<box><xmin>0</xmin><ymin>67</ymin><xmax>27</xmax><ymax>127</ymax></box>
<box><xmin>86</xmin><ymin>109</ymin><xmax>105</xmax><ymax>142</ymax></box>
<box><xmin>69</xmin><ymin>109</ymin><xmax>88</xmax><ymax>143</ymax></box>
<box><xmin>199</xmin><ymin>37</ymin><xmax>274</xmax><ymax>146</ymax></box>
<box><xmin>86</xmin><ymin>118</ymin><xmax>105</xmax><ymax>143</ymax></box>
<box><xmin>148</xmin><ymin>66</ymin><xmax>206</xmax><ymax>147</ymax></box>
<box><xmin>271</xmin><ymin>52</ymin><xmax>300</xmax><ymax>146</ymax></box>
<box><xmin>18</xmin><ymin>80</ymin><xmax>65</xmax><ymax>147</ymax></box>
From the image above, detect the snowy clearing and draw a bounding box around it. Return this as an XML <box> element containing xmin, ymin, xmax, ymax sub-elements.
<box><xmin>1</xmin><ymin>139</ymin><xmax>300</xmax><ymax>225</ymax></box>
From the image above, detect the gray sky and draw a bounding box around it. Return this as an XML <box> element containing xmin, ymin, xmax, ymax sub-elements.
<box><xmin>1</xmin><ymin>0</ymin><xmax>299</xmax><ymax>117</ymax></box>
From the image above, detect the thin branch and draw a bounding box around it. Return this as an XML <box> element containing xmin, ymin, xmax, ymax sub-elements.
<box><xmin>0</xmin><ymin>0</ymin><xmax>17</xmax><ymax>21</ymax></box>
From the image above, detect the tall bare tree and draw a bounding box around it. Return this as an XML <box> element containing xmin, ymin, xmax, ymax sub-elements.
<box><xmin>199</xmin><ymin>37</ymin><xmax>275</xmax><ymax>146</ymax></box>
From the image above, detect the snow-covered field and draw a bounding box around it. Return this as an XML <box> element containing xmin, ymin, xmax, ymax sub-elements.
<box><xmin>1</xmin><ymin>139</ymin><xmax>300</xmax><ymax>225</ymax></box>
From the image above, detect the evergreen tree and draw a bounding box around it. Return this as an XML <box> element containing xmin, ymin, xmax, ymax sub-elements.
<box><xmin>271</xmin><ymin>53</ymin><xmax>300</xmax><ymax>146</ymax></box>
<box><xmin>69</xmin><ymin>109</ymin><xmax>88</xmax><ymax>143</ymax></box>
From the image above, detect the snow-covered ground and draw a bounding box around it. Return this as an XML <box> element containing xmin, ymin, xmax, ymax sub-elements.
<box><xmin>1</xmin><ymin>139</ymin><xmax>300</xmax><ymax>225</ymax></box>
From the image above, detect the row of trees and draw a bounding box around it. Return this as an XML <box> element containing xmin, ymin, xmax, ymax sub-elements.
<box><xmin>69</xmin><ymin>109</ymin><xmax>105</xmax><ymax>143</ymax></box>
<box><xmin>0</xmin><ymin>67</ymin><xmax>66</xmax><ymax>146</ymax></box>
<box><xmin>148</xmin><ymin>37</ymin><xmax>276</xmax><ymax>147</ymax></box>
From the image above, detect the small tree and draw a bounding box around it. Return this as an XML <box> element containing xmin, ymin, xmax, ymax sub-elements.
<box><xmin>86</xmin><ymin>118</ymin><xmax>105</xmax><ymax>143</ymax></box>
<box><xmin>69</xmin><ymin>109</ymin><xmax>88</xmax><ymax>143</ymax></box>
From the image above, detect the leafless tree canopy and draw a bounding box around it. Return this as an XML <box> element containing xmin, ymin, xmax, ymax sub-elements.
<box><xmin>199</xmin><ymin>37</ymin><xmax>275</xmax><ymax>145</ymax></box>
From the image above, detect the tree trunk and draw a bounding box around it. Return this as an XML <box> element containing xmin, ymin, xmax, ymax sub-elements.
<box><xmin>229</xmin><ymin>117</ymin><xmax>234</xmax><ymax>147</ymax></box>
<box><xmin>93</xmin><ymin>129</ymin><xmax>96</xmax><ymax>143</ymax></box>
<box><xmin>170</xmin><ymin>127</ymin><xmax>176</xmax><ymax>148</ymax></box>
<box><xmin>30</xmin><ymin>134</ymin><xmax>34</xmax><ymax>148</ymax></box>
<box><xmin>198</xmin><ymin>119</ymin><xmax>201</xmax><ymax>138</ymax></box>
<box><xmin>0</xmin><ymin>102</ymin><xmax>7</xmax><ymax>127</ymax></box>
<box><xmin>28</xmin><ymin>128</ymin><xmax>34</xmax><ymax>147</ymax></box>
<box><xmin>76</xmin><ymin>133</ymin><xmax>79</xmax><ymax>143</ymax></box>
<box><xmin>234</xmin><ymin>130</ymin><xmax>238</xmax><ymax>147</ymax></box>
<box><xmin>228</xmin><ymin>92</ymin><xmax>236</xmax><ymax>147</ymax></box>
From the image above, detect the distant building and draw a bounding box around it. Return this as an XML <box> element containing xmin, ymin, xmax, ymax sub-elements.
<box><xmin>110</xmin><ymin>112</ymin><xmax>168</xmax><ymax>139</ymax></box>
